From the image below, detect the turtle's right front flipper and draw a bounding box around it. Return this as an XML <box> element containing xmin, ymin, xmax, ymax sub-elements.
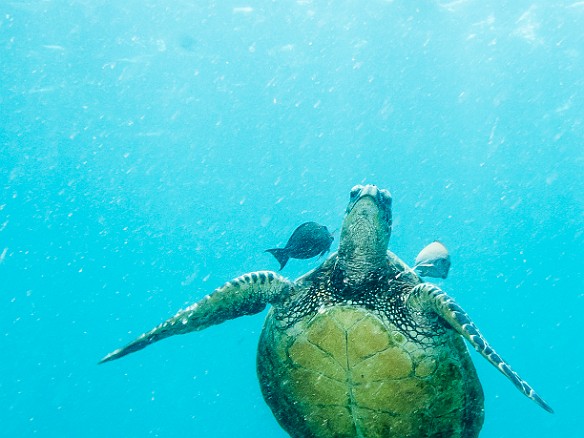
<box><xmin>406</xmin><ymin>283</ymin><xmax>554</xmax><ymax>413</ymax></box>
<box><xmin>99</xmin><ymin>271</ymin><xmax>292</xmax><ymax>364</ymax></box>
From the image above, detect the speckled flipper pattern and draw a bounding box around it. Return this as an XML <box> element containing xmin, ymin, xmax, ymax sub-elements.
<box><xmin>406</xmin><ymin>283</ymin><xmax>553</xmax><ymax>413</ymax></box>
<box><xmin>99</xmin><ymin>271</ymin><xmax>292</xmax><ymax>364</ymax></box>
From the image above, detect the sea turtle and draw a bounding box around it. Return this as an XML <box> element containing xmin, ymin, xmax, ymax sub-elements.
<box><xmin>100</xmin><ymin>184</ymin><xmax>553</xmax><ymax>437</ymax></box>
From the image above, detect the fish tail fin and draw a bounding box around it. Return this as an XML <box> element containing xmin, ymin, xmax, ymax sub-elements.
<box><xmin>265</xmin><ymin>248</ymin><xmax>289</xmax><ymax>270</ymax></box>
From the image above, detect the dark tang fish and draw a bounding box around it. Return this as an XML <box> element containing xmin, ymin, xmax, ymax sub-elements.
<box><xmin>266</xmin><ymin>221</ymin><xmax>334</xmax><ymax>270</ymax></box>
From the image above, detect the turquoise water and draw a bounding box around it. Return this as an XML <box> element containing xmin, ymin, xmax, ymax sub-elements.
<box><xmin>1</xmin><ymin>1</ymin><xmax>582</xmax><ymax>436</ymax></box>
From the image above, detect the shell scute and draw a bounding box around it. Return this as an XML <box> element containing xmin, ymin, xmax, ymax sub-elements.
<box><xmin>303</xmin><ymin>405</ymin><xmax>356</xmax><ymax>438</ymax></box>
<box><xmin>305</xmin><ymin>313</ymin><xmax>348</xmax><ymax>368</ymax></box>
<box><xmin>353</xmin><ymin>378</ymin><xmax>435</xmax><ymax>414</ymax></box>
<box><xmin>288</xmin><ymin>338</ymin><xmax>345</xmax><ymax>381</ymax></box>
<box><xmin>288</xmin><ymin>367</ymin><xmax>348</xmax><ymax>405</ymax></box>
<box><xmin>352</xmin><ymin>347</ymin><xmax>413</xmax><ymax>383</ymax></box>
<box><xmin>414</xmin><ymin>356</ymin><xmax>438</xmax><ymax>378</ymax></box>
<box><xmin>346</xmin><ymin>313</ymin><xmax>391</xmax><ymax>367</ymax></box>
<box><xmin>355</xmin><ymin>410</ymin><xmax>426</xmax><ymax>438</ymax></box>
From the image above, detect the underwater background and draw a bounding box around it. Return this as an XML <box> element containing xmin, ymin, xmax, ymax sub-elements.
<box><xmin>1</xmin><ymin>1</ymin><xmax>582</xmax><ymax>436</ymax></box>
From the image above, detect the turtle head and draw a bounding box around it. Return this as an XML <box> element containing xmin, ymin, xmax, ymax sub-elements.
<box><xmin>338</xmin><ymin>184</ymin><xmax>392</xmax><ymax>277</ymax></box>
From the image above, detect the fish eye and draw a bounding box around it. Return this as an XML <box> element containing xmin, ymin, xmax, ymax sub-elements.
<box><xmin>350</xmin><ymin>185</ymin><xmax>363</xmax><ymax>200</ymax></box>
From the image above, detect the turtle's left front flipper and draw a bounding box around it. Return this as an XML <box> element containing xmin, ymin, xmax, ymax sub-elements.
<box><xmin>99</xmin><ymin>271</ymin><xmax>292</xmax><ymax>364</ymax></box>
<box><xmin>406</xmin><ymin>283</ymin><xmax>554</xmax><ymax>413</ymax></box>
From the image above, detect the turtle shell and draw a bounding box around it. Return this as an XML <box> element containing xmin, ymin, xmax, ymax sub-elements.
<box><xmin>257</xmin><ymin>259</ymin><xmax>484</xmax><ymax>438</ymax></box>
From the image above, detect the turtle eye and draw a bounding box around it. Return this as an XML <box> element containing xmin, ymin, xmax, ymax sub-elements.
<box><xmin>350</xmin><ymin>185</ymin><xmax>363</xmax><ymax>200</ymax></box>
<box><xmin>379</xmin><ymin>189</ymin><xmax>392</xmax><ymax>202</ymax></box>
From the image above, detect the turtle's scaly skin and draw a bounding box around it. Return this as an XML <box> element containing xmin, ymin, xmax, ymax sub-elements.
<box><xmin>99</xmin><ymin>184</ymin><xmax>552</xmax><ymax>437</ymax></box>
